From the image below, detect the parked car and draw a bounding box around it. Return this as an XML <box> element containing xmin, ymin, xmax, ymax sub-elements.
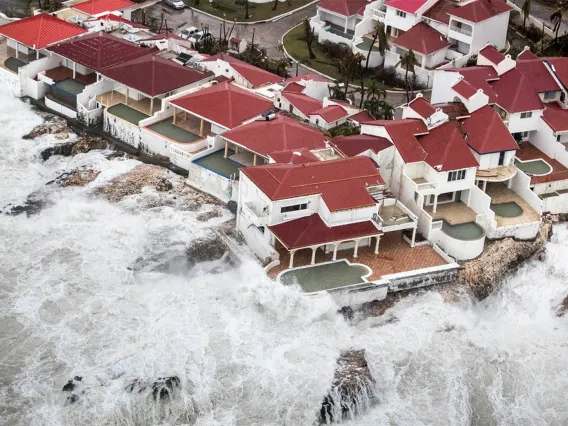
<box><xmin>189</xmin><ymin>31</ymin><xmax>212</xmax><ymax>44</ymax></box>
<box><xmin>180</xmin><ymin>26</ymin><xmax>200</xmax><ymax>39</ymax></box>
<box><xmin>162</xmin><ymin>0</ymin><xmax>185</xmax><ymax>10</ymax></box>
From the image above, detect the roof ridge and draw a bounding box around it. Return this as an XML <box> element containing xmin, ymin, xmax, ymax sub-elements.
<box><xmin>290</xmin><ymin>174</ymin><xmax>379</xmax><ymax>188</ymax></box>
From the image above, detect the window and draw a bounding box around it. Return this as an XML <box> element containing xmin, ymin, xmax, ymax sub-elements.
<box><xmin>543</xmin><ymin>91</ymin><xmax>557</xmax><ymax>101</ymax></box>
<box><xmin>498</xmin><ymin>151</ymin><xmax>506</xmax><ymax>166</ymax></box>
<box><xmin>447</xmin><ymin>169</ymin><xmax>466</xmax><ymax>182</ymax></box>
<box><xmin>281</xmin><ymin>203</ymin><xmax>308</xmax><ymax>213</ymax></box>
<box><xmin>396</xmin><ymin>10</ymin><xmax>406</xmax><ymax>18</ymax></box>
<box><xmin>520</xmin><ymin>111</ymin><xmax>533</xmax><ymax>119</ymax></box>
<box><xmin>289</xmin><ymin>104</ymin><xmax>294</xmax><ymax>113</ymax></box>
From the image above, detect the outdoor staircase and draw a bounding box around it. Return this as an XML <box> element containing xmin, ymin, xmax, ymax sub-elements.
<box><xmin>367</xmin><ymin>185</ymin><xmax>385</xmax><ymax>202</ymax></box>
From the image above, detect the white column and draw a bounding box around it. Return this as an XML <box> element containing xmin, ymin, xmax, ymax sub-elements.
<box><xmin>15</xmin><ymin>43</ymin><xmax>18</xmax><ymax>59</ymax></box>
<box><xmin>332</xmin><ymin>244</ymin><xmax>338</xmax><ymax>261</ymax></box>
<box><xmin>374</xmin><ymin>236</ymin><xmax>380</xmax><ymax>254</ymax></box>
<box><xmin>36</xmin><ymin>50</ymin><xmax>39</xmax><ymax>60</ymax></box>
<box><xmin>507</xmin><ymin>178</ymin><xmax>513</xmax><ymax>189</ymax></box>
<box><xmin>289</xmin><ymin>251</ymin><xmax>296</xmax><ymax>269</ymax></box>
<box><xmin>411</xmin><ymin>227</ymin><xmax>417</xmax><ymax>248</ymax></box>
<box><xmin>433</xmin><ymin>194</ymin><xmax>438</xmax><ymax>213</ymax></box>
<box><xmin>353</xmin><ymin>240</ymin><xmax>359</xmax><ymax>258</ymax></box>
<box><xmin>73</xmin><ymin>62</ymin><xmax>76</xmax><ymax>79</ymax></box>
<box><xmin>311</xmin><ymin>247</ymin><xmax>317</xmax><ymax>265</ymax></box>
<box><xmin>483</xmin><ymin>180</ymin><xmax>488</xmax><ymax>192</ymax></box>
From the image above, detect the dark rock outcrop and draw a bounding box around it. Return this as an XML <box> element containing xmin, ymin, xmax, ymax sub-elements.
<box><xmin>126</xmin><ymin>376</ymin><xmax>181</xmax><ymax>401</ymax></box>
<box><xmin>97</xmin><ymin>164</ymin><xmax>173</xmax><ymax>202</ymax></box>
<box><xmin>49</xmin><ymin>169</ymin><xmax>101</xmax><ymax>187</ymax></box>
<box><xmin>41</xmin><ymin>136</ymin><xmax>110</xmax><ymax>161</ymax></box>
<box><xmin>557</xmin><ymin>295</ymin><xmax>568</xmax><ymax>317</ymax></box>
<box><xmin>320</xmin><ymin>350</ymin><xmax>375</xmax><ymax>424</ymax></box>
<box><xmin>41</xmin><ymin>141</ymin><xmax>76</xmax><ymax>161</ymax></box>
<box><xmin>196</xmin><ymin>209</ymin><xmax>222</xmax><ymax>222</ymax></box>
<box><xmin>4</xmin><ymin>192</ymin><xmax>46</xmax><ymax>217</ymax></box>
<box><xmin>62</xmin><ymin>380</ymin><xmax>75</xmax><ymax>392</ymax></box>
<box><xmin>24</xmin><ymin>115</ymin><xmax>70</xmax><ymax>140</ymax></box>
<box><xmin>186</xmin><ymin>234</ymin><xmax>230</xmax><ymax>266</ymax></box>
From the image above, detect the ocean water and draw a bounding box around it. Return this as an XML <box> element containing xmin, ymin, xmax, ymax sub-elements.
<box><xmin>0</xmin><ymin>89</ymin><xmax>567</xmax><ymax>426</ymax></box>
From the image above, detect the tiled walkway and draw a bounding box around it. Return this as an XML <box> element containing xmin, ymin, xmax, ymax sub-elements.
<box><xmin>268</xmin><ymin>231</ymin><xmax>448</xmax><ymax>281</ymax></box>
<box><xmin>516</xmin><ymin>143</ymin><xmax>568</xmax><ymax>185</ymax></box>
<box><xmin>425</xmin><ymin>201</ymin><xmax>477</xmax><ymax>225</ymax></box>
<box><xmin>486</xmin><ymin>182</ymin><xmax>540</xmax><ymax>226</ymax></box>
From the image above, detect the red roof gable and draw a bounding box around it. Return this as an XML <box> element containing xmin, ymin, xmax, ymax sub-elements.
<box><xmin>545</xmin><ymin>58</ymin><xmax>568</xmax><ymax>90</ymax></box>
<box><xmin>205</xmin><ymin>53</ymin><xmax>283</xmax><ymax>87</ymax></box>
<box><xmin>366</xmin><ymin>119</ymin><xmax>428</xmax><ymax>163</ymax></box>
<box><xmin>48</xmin><ymin>32</ymin><xmax>154</xmax><ymax>72</ymax></box>
<box><xmin>310</xmin><ymin>105</ymin><xmax>349</xmax><ymax>122</ymax></box>
<box><xmin>458</xmin><ymin>105</ymin><xmax>519</xmax><ymax>153</ymax></box>
<box><xmin>269</xmin><ymin>148</ymin><xmax>321</xmax><ymax>165</ymax></box>
<box><xmin>492</xmin><ymin>68</ymin><xmax>543</xmax><ymax>113</ymax></box>
<box><xmin>241</xmin><ymin>156</ymin><xmax>384</xmax><ymax>211</ymax></box>
<box><xmin>452</xmin><ymin>80</ymin><xmax>478</xmax><ymax>99</ymax></box>
<box><xmin>408</xmin><ymin>96</ymin><xmax>437</xmax><ymax>118</ymax></box>
<box><xmin>516</xmin><ymin>58</ymin><xmax>561</xmax><ymax>93</ymax></box>
<box><xmin>445</xmin><ymin>67</ymin><xmax>498</xmax><ymax>102</ymax></box>
<box><xmin>269</xmin><ymin>214</ymin><xmax>381</xmax><ymax>250</ymax></box>
<box><xmin>101</xmin><ymin>55</ymin><xmax>213</xmax><ymax>97</ymax></box>
<box><xmin>517</xmin><ymin>49</ymin><xmax>538</xmax><ymax>61</ymax></box>
<box><xmin>221</xmin><ymin>115</ymin><xmax>327</xmax><ymax>157</ymax></box>
<box><xmin>542</xmin><ymin>104</ymin><xmax>568</xmax><ymax>132</ymax></box>
<box><xmin>386</xmin><ymin>0</ymin><xmax>429</xmax><ymax>14</ymax></box>
<box><xmin>417</xmin><ymin>123</ymin><xmax>478</xmax><ymax>171</ymax></box>
<box><xmin>318</xmin><ymin>0</ymin><xmax>368</xmax><ymax>16</ymax></box>
<box><xmin>448</xmin><ymin>0</ymin><xmax>512</xmax><ymax>23</ymax></box>
<box><xmin>0</xmin><ymin>14</ymin><xmax>87</xmax><ymax>49</ymax></box>
<box><xmin>171</xmin><ymin>82</ymin><xmax>273</xmax><ymax>129</ymax></box>
<box><xmin>479</xmin><ymin>45</ymin><xmax>505</xmax><ymax>64</ymax></box>
<box><xmin>393</xmin><ymin>23</ymin><xmax>450</xmax><ymax>55</ymax></box>
<box><xmin>281</xmin><ymin>92</ymin><xmax>323</xmax><ymax>116</ymax></box>
<box><xmin>349</xmin><ymin>110</ymin><xmax>376</xmax><ymax>124</ymax></box>
<box><xmin>331</xmin><ymin>134</ymin><xmax>392</xmax><ymax>157</ymax></box>
<box><xmin>283</xmin><ymin>82</ymin><xmax>305</xmax><ymax>94</ymax></box>
<box><xmin>424</xmin><ymin>0</ymin><xmax>460</xmax><ymax>24</ymax></box>
<box><xmin>73</xmin><ymin>0</ymin><xmax>135</xmax><ymax>15</ymax></box>
<box><xmin>86</xmin><ymin>12</ymin><xmax>147</xmax><ymax>29</ymax></box>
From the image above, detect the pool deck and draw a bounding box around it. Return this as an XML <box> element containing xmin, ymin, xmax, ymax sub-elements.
<box><xmin>146</xmin><ymin>118</ymin><xmax>202</xmax><ymax>143</ymax></box>
<box><xmin>516</xmin><ymin>143</ymin><xmax>568</xmax><ymax>185</ymax></box>
<box><xmin>193</xmin><ymin>149</ymin><xmax>243</xmax><ymax>179</ymax></box>
<box><xmin>97</xmin><ymin>90</ymin><xmax>161</xmax><ymax>116</ymax></box>
<box><xmin>425</xmin><ymin>201</ymin><xmax>477</xmax><ymax>225</ymax></box>
<box><xmin>486</xmin><ymin>182</ymin><xmax>540</xmax><ymax>227</ymax></box>
<box><xmin>268</xmin><ymin>231</ymin><xmax>448</xmax><ymax>281</ymax></box>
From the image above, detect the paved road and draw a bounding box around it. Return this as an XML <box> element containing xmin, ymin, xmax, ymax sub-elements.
<box><xmin>509</xmin><ymin>0</ymin><xmax>568</xmax><ymax>38</ymax></box>
<box><xmin>146</xmin><ymin>3</ymin><xmax>318</xmax><ymax>61</ymax></box>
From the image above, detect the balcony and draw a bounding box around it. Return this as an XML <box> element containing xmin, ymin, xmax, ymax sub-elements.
<box><xmin>371</xmin><ymin>9</ymin><xmax>386</xmax><ymax>20</ymax></box>
<box><xmin>241</xmin><ymin>202</ymin><xmax>269</xmax><ymax>227</ymax></box>
<box><xmin>376</xmin><ymin>199</ymin><xmax>418</xmax><ymax>232</ymax></box>
<box><xmin>414</xmin><ymin>177</ymin><xmax>438</xmax><ymax>194</ymax></box>
<box><xmin>476</xmin><ymin>164</ymin><xmax>517</xmax><ymax>182</ymax></box>
<box><xmin>449</xmin><ymin>25</ymin><xmax>472</xmax><ymax>37</ymax></box>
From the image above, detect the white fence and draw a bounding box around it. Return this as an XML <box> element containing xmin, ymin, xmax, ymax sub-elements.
<box><xmin>511</xmin><ymin>170</ymin><xmax>543</xmax><ymax>214</ymax></box>
<box><xmin>186</xmin><ymin>161</ymin><xmax>238</xmax><ymax>203</ymax></box>
<box><xmin>45</xmin><ymin>96</ymin><xmax>77</xmax><ymax>119</ymax></box>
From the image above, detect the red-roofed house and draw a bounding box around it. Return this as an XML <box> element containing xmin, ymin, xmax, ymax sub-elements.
<box><xmin>277</xmin><ymin>91</ymin><xmax>323</xmax><ymax>120</ymax></box>
<box><xmin>391</xmin><ymin>23</ymin><xmax>451</xmax><ymax>70</ymax></box>
<box><xmin>72</xmin><ymin>0</ymin><xmax>136</xmax><ymax>18</ymax></box>
<box><xmin>283</xmin><ymin>73</ymin><xmax>333</xmax><ymax>101</ymax></box>
<box><xmin>236</xmin><ymin>156</ymin><xmax>388</xmax><ymax>265</ymax></box>
<box><xmin>311</xmin><ymin>0</ymin><xmax>368</xmax><ymax>45</ymax></box>
<box><xmin>309</xmin><ymin>105</ymin><xmax>351</xmax><ymax>129</ymax></box>
<box><xmin>200</xmin><ymin>53</ymin><xmax>283</xmax><ymax>88</ymax></box>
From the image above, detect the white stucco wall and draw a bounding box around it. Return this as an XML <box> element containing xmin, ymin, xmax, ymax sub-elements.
<box><xmin>507</xmin><ymin>110</ymin><xmax>544</xmax><ymax>133</ymax></box>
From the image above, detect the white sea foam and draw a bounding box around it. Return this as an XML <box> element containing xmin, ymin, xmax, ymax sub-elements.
<box><xmin>1</xmin><ymin>88</ymin><xmax>568</xmax><ymax>426</ymax></box>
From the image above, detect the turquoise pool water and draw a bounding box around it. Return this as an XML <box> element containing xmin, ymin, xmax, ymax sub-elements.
<box><xmin>279</xmin><ymin>261</ymin><xmax>368</xmax><ymax>292</ymax></box>
<box><xmin>515</xmin><ymin>159</ymin><xmax>552</xmax><ymax>175</ymax></box>
<box><xmin>441</xmin><ymin>221</ymin><xmax>484</xmax><ymax>240</ymax></box>
<box><xmin>491</xmin><ymin>202</ymin><xmax>523</xmax><ymax>218</ymax></box>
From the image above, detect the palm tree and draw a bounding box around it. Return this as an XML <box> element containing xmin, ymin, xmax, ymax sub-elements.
<box><xmin>337</xmin><ymin>52</ymin><xmax>363</xmax><ymax>98</ymax></box>
<box><xmin>397</xmin><ymin>49</ymin><xmax>419</xmax><ymax>102</ymax></box>
<box><xmin>522</xmin><ymin>0</ymin><xmax>531</xmax><ymax>30</ymax></box>
<box><xmin>365</xmin><ymin>80</ymin><xmax>387</xmax><ymax>102</ymax></box>
<box><xmin>303</xmin><ymin>18</ymin><xmax>316</xmax><ymax>60</ymax></box>
<box><xmin>329</xmin><ymin>80</ymin><xmax>347</xmax><ymax>101</ymax></box>
<box><xmin>365</xmin><ymin>22</ymin><xmax>388</xmax><ymax>70</ymax></box>
<box><xmin>551</xmin><ymin>9</ymin><xmax>563</xmax><ymax>41</ymax></box>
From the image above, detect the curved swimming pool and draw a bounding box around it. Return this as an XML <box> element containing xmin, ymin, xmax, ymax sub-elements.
<box><xmin>441</xmin><ymin>221</ymin><xmax>484</xmax><ymax>240</ymax></box>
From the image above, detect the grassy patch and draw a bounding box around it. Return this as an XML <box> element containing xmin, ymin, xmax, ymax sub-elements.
<box><xmin>185</xmin><ymin>0</ymin><xmax>313</xmax><ymax>22</ymax></box>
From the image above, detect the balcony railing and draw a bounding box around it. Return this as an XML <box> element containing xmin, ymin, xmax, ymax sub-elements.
<box><xmin>371</xmin><ymin>9</ymin><xmax>386</xmax><ymax>20</ymax></box>
<box><xmin>242</xmin><ymin>202</ymin><xmax>269</xmax><ymax>227</ymax></box>
<box><xmin>450</xmin><ymin>25</ymin><xmax>472</xmax><ymax>36</ymax></box>
<box><xmin>416</xmin><ymin>181</ymin><xmax>438</xmax><ymax>191</ymax></box>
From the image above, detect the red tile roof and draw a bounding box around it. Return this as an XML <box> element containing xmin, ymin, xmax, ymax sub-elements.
<box><xmin>282</xmin><ymin>82</ymin><xmax>305</xmax><ymax>94</ymax></box>
<box><xmin>269</xmin><ymin>148</ymin><xmax>321</xmax><ymax>165</ymax></box>
<box><xmin>241</xmin><ymin>156</ymin><xmax>384</xmax><ymax>211</ymax></box>
<box><xmin>444</xmin><ymin>67</ymin><xmax>499</xmax><ymax>102</ymax></box>
<box><xmin>331</xmin><ymin>134</ymin><xmax>392</xmax><ymax>157</ymax></box>
<box><xmin>48</xmin><ymin>32</ymin><xmax>154</xmax><ymax>72</ymax></box>
<box><xmin>541</xmin><ymin>104</ymin><xmax>568</xmax><ymax>132</ymax></box>
<box><xmin>517</xmin><ymin>48</ymin><xmax>538</xmax><ymax>61</ymax></box>
<box><xmin>171</xmin><ymin>82</ymin><xmax>273</xmax><ymax>129</ymax></box>
<box><xmin>393</xmin><ymin>23</ymin><xmax>450</xmax><ymax>55</ymax></box>
<box><xmin>221</xmin><ymin>115</ymin><xmax>327</xmax><ymax>157</ymax></box>
<box><xmin>424</xmin><ymin>0</ymin><xmax>460</xmax><ymax>24</ymax></box>
<box><xmin>101</xmin><ymin>55</ymin><xmax>213</xmax><ymax>97</ymax></box>
<box><xmin>348</xmin><ymin>110</ymin><xmax>376</xmax><ymax>123</ymax></box>
<box><xmin>452</xmin><ymin>80</ymin><xmax>478</xmax><ymax>99</ymax></box>
<box><xmin>0</xmin><ymin>14</ymin><xmax>87</xmax><ymax>49</ymax></box>
<box><xmin>286</xmin><ymin>73</ymin><xmax>331</xmax><ymax>83</ymax></box>
<box><xmin>385</xmin><ymin>0</ymin><xmax>430</xmax><ymax>14</ymax></box>
<box><xmin>479</xmin><ymin>45</ymin><xmax>505</xmax><ymax>64</ymax></box>
<box><xmin>73</xmin><ymin>0</ymin><xmax>135</xmax><ymax>15</ymax></box>
<box><xmin>310</xmin><ymin>105</ymin><xmax>349</xmax><ymax>122</ymax></box>
<box><xmin>515</xmin><ymin>58</ymin><xmax>561</xmax><ymax>93</ymax></box>
<box><xmin>545</xmin><ymin>58</ymin><xmax>568</xmax><ymax>90</ymax></box>
<box><xmin>417</xmin><ymin>122</ymin><xmax>479</xmax><ymax>171</ymax></box>
<box><xmin>457</xmin><ymin>105</ymin><xmax>518</xmax><ymax>154</ymax></box>
<box><xmin>204</xmin><ymin>53</ymin><xmax>283</xmax><ymax>87</ymax></box>
<box><xmin>366</xmin><ymin>119</ymin><xmax>428</xmax><ymax>163</ymax></box>
<box><xmin>408</xmin><ymin>96</ymin><xmax>437</xmax><ymax>118</ymax></box>
<box><xmin>448</xmin><ymin>0</ymin><xmax>512</xmax><ymax>23</ymax></box>
<box><xmin>86</xmin><ymin>12</ymin><xmax>147</xmax><ymax>29</ymax></box>
<box><xmin>269</xmin><ymin>214</ymin><xmax>381</xmax><ymax>250</ymax></box>
<box><xmin>492</xmin><ymin>68</ymin><xmax>543</xmax><ymax>113</ymax></box>
<box><xmin>281</xmin><ymin>92</ymin><xmax>323</xmax><ymax>117</ymax></box>
<box><xmin>318</xmin><ymin>0</ymin><xmax>368</xmax><ymax>16</ymax></box>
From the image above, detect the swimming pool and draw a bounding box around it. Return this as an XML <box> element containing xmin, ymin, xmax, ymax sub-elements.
<box><xmin>491</xmin><ymin>201</ymin><xmax>523</xmax><ymax>218</ymax></box>
<box><xmin>278</xmin><ymin>261</ymin><xmax>369</xmax><ymax>293</ymax></box>
<box><xmin>441</xmin><ymin>221</ymin><xmax>484</xmax><ymax>240</ymax></box>
<box><xmin>515</xmin><ymin>159</ymin><xmax>552</xmax><ymax>176</ymax></box>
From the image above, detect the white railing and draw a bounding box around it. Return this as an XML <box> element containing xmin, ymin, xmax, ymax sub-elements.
<box><xmin>37</xmin><ymin>71</ymin><xmax>54</xmax><ymax>85</ymax></box>
<box><xmin>371</xmin><ymin>9</ymin><xmax>385</xmax><ymax>20</ymax></box>
<box><xmin>431</xmin><ymin>220</ymin><xmax>443</xmax><ymax>230</ymax></box>
<box><xmin>416</xmin><ymin>181</ymin><xmax>438</xmax><ymax>191</ymax></box>
<box><xmin>450</xmin><ymin>25</ymin><xmax>472</xmax><ymax>37</ymax></box>
<box><xmin>241</xmin><ymin>202</ymin><xmax>268</xmax><ymax>227</ymax></box>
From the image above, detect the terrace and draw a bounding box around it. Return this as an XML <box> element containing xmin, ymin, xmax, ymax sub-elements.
<box><xmin>486</xmin><ymin>182</ymin><xmax>540</xmax><ymax>227</ymax></box>
<box><xmin>268</xmin><ymin>231</ymin><xmax>448</xmax><ymax>281</ymax></box>
<box><xmin>96</xmin><ymin>90</ymin><xmax>162</xmax><ymax>115</ymax></box>
<box><xmin>425</xmin><ymin>201</ymin><xmax>477</xmax><ymax>225</ymax></box>
<box><xmin>106</xmin><ymin>103</ymin><xmax>149</xmax><ymax>125</ymax></box>
<box><xmin>42</xmin><ymin>66</ymin><xmax>97</xmax><ymax>85</ymax></box>
<box><xmin>516</xmin><ymin>144</ymin><xmax>568</xmax><ymax>185</ymax></box>
<box><xmin>145</xmin><ymin>118</ymin><xmax>202</xmax><ymax>144</ymax></box>
<box><xmin>193</xmin><ymin>149</ymin><xmax>243</xmax><ymax>180</ymax></box>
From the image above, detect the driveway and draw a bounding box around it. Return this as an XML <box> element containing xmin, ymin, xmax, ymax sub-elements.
<box><xmin>145</xmin><ymin>3</ymin><xmax>318</xmax><ymax>59</ymax></box>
